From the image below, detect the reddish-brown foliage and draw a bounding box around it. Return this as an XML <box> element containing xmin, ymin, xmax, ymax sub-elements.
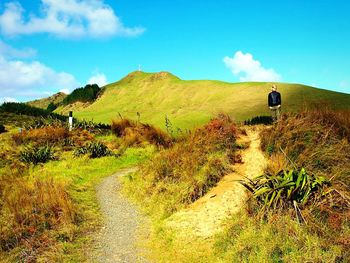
<box><xmin>112</xmin><ymin>118</ymin><xmax>172</xmax><ymax>148</ymax></box>
<box><xmin>12</xmin><ymin>127</ymin><xmax>69</xmax><ymax>145</ymax></box>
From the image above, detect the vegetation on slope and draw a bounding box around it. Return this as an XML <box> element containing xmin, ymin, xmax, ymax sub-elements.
<box><xmin>123</xmin><ymin>114</ymin><xmax>241</xmax><ymax>218</ymax></box>
<box><xmin>55</xmin><ymin>71</ymin><xmax>350</xmax><ymax>130</ymax></box>
<box><xmin>111</xmin><ymin>118</ymin><xmax>172</xmax><ymax>148</ymax></box>
<box><xmin>62</xmin><ymin>84</ymin><xmax>100</xmax><ymax>105</ymax></box>
<box><xmin>0</xmin><ymin>102</ymin><xmax>67</xmax><ymax>121</ymax></box>
<box><xmin>27</xmin><ymin>92</ymin><xmax>67</xmax><ymax>110</ymax></box>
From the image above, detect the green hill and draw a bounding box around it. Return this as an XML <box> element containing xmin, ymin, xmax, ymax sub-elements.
<box><xmin>28</xmin><ymin>92</ymin><xmax>67</xmax><ymax>110</ymax></box>
<box><xmin>55</xmin><ymin>71</ymin><xmax>350</xmax><ymax>130</ymax></box>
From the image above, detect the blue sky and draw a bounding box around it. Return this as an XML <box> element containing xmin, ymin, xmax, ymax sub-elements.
<box><xmin>0</xmin><ymin>0</ymin><xmax>349</xmax><ymax>102</ymax></box>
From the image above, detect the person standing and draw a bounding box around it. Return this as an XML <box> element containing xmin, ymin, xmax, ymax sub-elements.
<box><xmin>268</xmin><ymin>84</ymin><xmax>282</xmax><ymax>122</ymax></box>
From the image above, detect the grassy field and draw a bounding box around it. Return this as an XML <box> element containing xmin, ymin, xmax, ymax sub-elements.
<box><xmin>55</xmin><ymin>71</ymin><xmax>350</xmax><ymax>130</ymax></box>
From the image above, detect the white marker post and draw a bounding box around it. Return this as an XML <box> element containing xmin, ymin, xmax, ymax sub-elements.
<box><xmin>69</xmin><ymin>111</ymin><xmax>73</xmax><ymax>131</ymax></box>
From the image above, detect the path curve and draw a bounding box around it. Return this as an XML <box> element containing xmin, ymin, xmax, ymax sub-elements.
<box><xmin>92</xmin><ymin>168</ymin><xmax>149</xmax><ymax>263</ymax></box>
<box><xmin>166</xmin><ymin>127</ymin><xmax>267</xmax><ymax>238</ymax></box>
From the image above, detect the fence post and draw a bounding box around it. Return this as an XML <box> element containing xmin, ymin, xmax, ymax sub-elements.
<box><xmin>69</xmin><ymin>111</ymin><xmax>73</xmax><ymax>131</ymax></box>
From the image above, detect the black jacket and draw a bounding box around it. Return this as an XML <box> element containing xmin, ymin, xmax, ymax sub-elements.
<box><xmin>268</xmin><ymin>91</ymin><xmax>281</xmax><ymax>107</ymax></box>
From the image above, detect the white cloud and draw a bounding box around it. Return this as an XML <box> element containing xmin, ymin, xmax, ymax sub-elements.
<box><xmin>87</xmin><ymin>72</ymin><xmax>108</xmax><ymax>86</ymax></box>
<box><xmin>0</xmin><ymin>39</ymin><xmax>37</xmax><ymax>58</ymax></box>
<box><xmin>0</xmin><ymin>96</ymin><xmax>18</xmax><ymax>104</ymax></box>
<box><xmin>224</xmin><ymin>51</ymin><xmax>281</xmax><ymax>82</ymax></box>
<box><xmin>0</xmin><ymin>55</ymin><xmax>79</xmax><ymax>100</ymax></box>
<box><xmin>0</xmin><ymin>0</ymin><xmax>145</xmax><ymax>39</ymax></box>
<box><xmin>59</xmin><ymin>88</ymin><xmax>70</xmax><ymax>94</ymax></box>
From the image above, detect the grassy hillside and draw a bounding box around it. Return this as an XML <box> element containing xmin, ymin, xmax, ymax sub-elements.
<box><xmin>28</xmin><ymin>92</ymin><xmax>67</xmax><ymax>109</ymax></box>
<box><xmin>55</xmin><ymin>71</ymin><xmax>350</xmax><ymax>130</ymax></box>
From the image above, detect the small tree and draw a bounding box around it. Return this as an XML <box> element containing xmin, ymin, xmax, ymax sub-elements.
<box><xmin>47</xmin><ymin>102</ymin><xmax>57</xmax><ymax>112</ymax></box>
<box><xmin>0</xmin><ymin>124</ymin><xmax>6</xmax><ymax>134</ymax></box>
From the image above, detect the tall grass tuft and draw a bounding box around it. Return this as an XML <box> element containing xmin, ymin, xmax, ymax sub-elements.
<box><xmin>111</xmin><ymin>118</ymin><xmax>172</xmax><ymax>148</ymax></box>
<box><xmin>13</xmin><ymin>126</ymin><xmax>69</xmax><ymax>145</ymax></box>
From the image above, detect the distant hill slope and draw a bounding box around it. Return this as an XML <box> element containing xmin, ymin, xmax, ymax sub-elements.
<box><xmin>28</xmin><ymin>92</ymin><xmax>67</xmax><ymax>109</ymax></box>
<box><xmin>54</xmin><ymin>71</ymin><xmax>350</xmax><ymax>130</ymax></box>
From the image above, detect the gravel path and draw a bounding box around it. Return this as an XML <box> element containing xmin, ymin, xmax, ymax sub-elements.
<box><xmin>92</xmin><ymin>168</ymin><xmax>149</xmax><ymax>263</ymax></box>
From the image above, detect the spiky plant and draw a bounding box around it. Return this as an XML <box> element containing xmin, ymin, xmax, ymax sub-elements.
<box><xmin>240</xmin><ymin>168</ymin><xmax>330</xmax><ymax>211</ymax></box>
<box><xmin>20</xmin><ymin>145</ymin><xmax>56</xmax><ymax>165</ymax></box>
<box><xmin>74</xmin><ymin>142</ymin><xmax>112</xmax><ymax>158</ymax></box>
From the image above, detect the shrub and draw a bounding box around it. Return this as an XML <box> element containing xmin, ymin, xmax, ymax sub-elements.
<box><xmin>46</xmin><ymin>102</ymin><xmax>57</xmax><ymax>112</ymax></box>
<box><xmin>74</xmin><ymin>141</ymin><xmax>112</xmax><ymax>158</ymax></box>
<box><xmin>240</xmin><ymin>168</ymin><xmax>330</xmax><ymax>211</ymax></box>
<box><xmin>20</xmin><ymin>145</ymin><xmax>56</xmax><ymax>165</ymax></box>
<box><xmin>0</xmin><ymin>124</ymin><xmax>6</xmax><ymax>134</ymax></box>
<box><xmin>13</xmin><ymin>126</ymin><xmax>69</xmax><ymax>145</ymax></box>
<box><xmin>74</xmin><ymin>120</ymin><xmax>111</xmax><ymax>131</ymax></box>
<box><xmin>0</xmin><ymin>102</ymin><xmax>66</xmax><ymax>121</ymax></box>
<box><xmin>111</xmin><ymin>118</ymin><xmax>172</xmax><ymax>148</ymax></box>
<box><xmin>63</xmin><ymin>84</ymin><xmax>100</xmax><ymax>105</ymax></box>
<box><xmin>244</xmin><ymin>116</ymin><xmax>273</xmax><ymax>125</ymax></box>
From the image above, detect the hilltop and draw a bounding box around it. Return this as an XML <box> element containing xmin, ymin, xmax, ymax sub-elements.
<box><xmin>51</xmin><ymin>71</ymin><xmax>350</xmax><ymax>130</ymax></box>
<box><xmin>28</xmin><ymin>92</ymin><xmax>67</xmax><ymax>109</ymax></box>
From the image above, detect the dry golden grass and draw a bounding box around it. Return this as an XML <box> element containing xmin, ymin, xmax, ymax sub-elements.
<box><xmin>112</xmin><ymin>118</ymin><xmax>172</xmax><ymax>148</ymax></box>
<box><xmin>0</xmin><ymin>173</ymin><xmax>76</xmax><ymax>261</ymax></box>
<box><xmin>265</xmin><ymin>153</ymin><xmax>289</xmax><ymax>176</ymax></box>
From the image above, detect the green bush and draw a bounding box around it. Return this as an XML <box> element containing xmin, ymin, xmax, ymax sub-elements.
<box><xmin>74</xmin><ymin>142</ymin><xmax>112</xmax><ymax>158</ymax></box>
<box><xmin>20</xmin><ymin>145</ymin><xmax>56</xmax><ymax>165</ymax></box>
<box><xmin>46</xmin><ymin>102</ymin><xmax>57</xmax><ymax>112</ymax></box>
<box><xmin>244</xmin><ymin>116</ymin><xmax>273</xmax><ymax>125</ymax></box>
<box><xmin>63</xmin><ymin>84</ymin><xmax>100</xmax><ymax>105</ymax></box>
<box><xmin>0</xmin><ymin>124</ymin><xmax>6</xmax><ymax>134</ymax></box>
<box><xmin>0</xmin><ymin>102</ymin><xmax>66</xmax><ymax>121</ymax></box>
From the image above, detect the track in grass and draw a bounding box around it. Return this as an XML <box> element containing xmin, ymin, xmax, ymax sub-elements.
<box><xmin>166</xmin><ymin>127</ymin><xmax>268</xmax><ymax>238</ymax></box>
<box><xmin>92</xmin><ymin>168</ymin><xmax>149</xmax><ymax>263</ymax></box>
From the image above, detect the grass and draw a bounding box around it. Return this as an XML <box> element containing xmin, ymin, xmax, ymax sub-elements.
<box><xmin>147</xmin><ymin>210</ymin><xmax>345</xmax><ymax>263</ymax></box>
<box><xmin>54</xmin><ymin>71</ymin><xmax>350</xmax><ymax>130</ymax></box>
<box><xmin>213</xmin><ymin>211</ymin><xmax>344</xmax><ymax>263</ymax></box>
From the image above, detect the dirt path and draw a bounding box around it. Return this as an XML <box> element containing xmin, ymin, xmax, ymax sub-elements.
<box><xmin>92</xmin><ymin>168</ymin><xmax>149</xmax><ymax>263</ymax></box>
<box><xmin>166</xmin><ymin>127</ymin><xmax>267</xmax><ymax>238</ymax></box>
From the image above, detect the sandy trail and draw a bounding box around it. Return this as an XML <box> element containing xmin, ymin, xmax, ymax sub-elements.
<box><xmin>92</xmin><ymin>168</ymin><xmax>149</xmax><ymax>263</ymax></box>
<box><xmin>166</xmin><ymin>127</ymin><xmax>267</xmax><ymax>238</ymax></box>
